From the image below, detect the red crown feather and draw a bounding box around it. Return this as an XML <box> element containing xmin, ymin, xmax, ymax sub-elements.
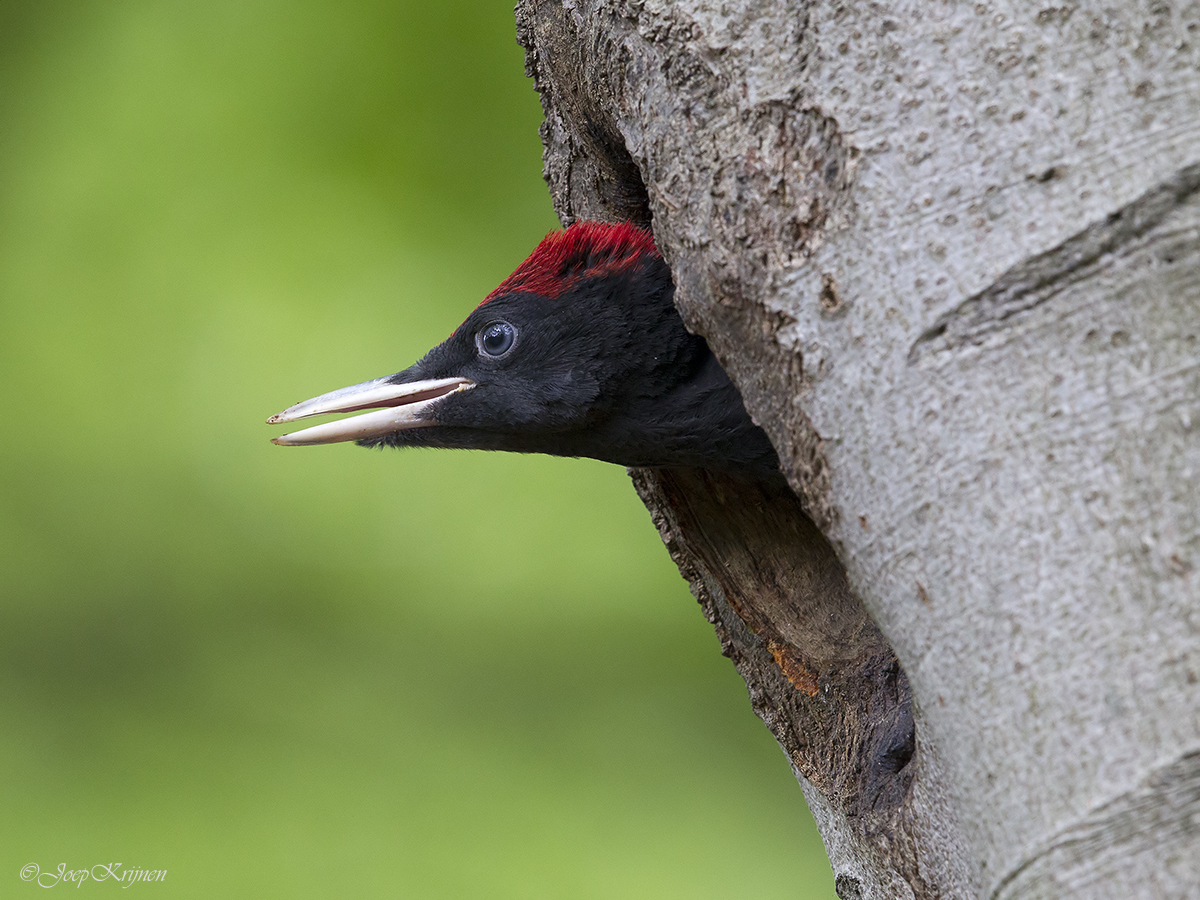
<box><xmin>481</xmin><ymin>221</ymin><xmax>659</xmax><ymax>304</ymax></box>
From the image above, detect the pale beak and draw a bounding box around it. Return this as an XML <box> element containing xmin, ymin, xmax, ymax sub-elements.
<box><xmin>268</xmin><ymin>375</ymin><xmax>474</xmax><ymax>446</ymax></box>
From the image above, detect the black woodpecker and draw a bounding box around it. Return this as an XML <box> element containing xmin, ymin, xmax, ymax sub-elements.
<box><xmin>269</xmin><ymin>222</ymin><xmax>780</xmax><ymax>481</ymax></box>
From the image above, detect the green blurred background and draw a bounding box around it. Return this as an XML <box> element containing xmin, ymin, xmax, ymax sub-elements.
<box><xmin>0</xmin><ymin>1</ymin><xmax>836</xmax><ymax>896</ymax></box>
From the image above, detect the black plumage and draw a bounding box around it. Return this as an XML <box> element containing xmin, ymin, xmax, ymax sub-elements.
<box><xmin>269</xmin><ymin>222</ymin><xmax>780</xmax><ymax>481</ymax></box>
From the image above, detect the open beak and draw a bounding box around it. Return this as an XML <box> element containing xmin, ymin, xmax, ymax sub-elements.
<box><xmin>268</xmin><ymin>375</ymin><xmax>474</xmax><ymax>446</ymax></box>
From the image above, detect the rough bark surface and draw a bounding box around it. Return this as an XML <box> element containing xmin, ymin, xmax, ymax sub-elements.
<box><xmin>516</xmin><ymin>2</ymin><xmax>1200</xmax><ymax>898</ymax></box>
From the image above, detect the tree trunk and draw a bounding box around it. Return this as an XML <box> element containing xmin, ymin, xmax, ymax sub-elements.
<box><xmin>515</xmin><ymin>1</ymin><xmax>1200</xmax><ymax>897</ymax></box>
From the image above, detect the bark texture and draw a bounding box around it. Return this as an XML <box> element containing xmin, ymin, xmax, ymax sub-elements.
<box><xmin>515</xmin><ymin>2</ymin><xmax>1200</xmax><ymax>898</ymax></box>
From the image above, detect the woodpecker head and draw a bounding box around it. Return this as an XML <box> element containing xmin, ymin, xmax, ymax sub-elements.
<box><xmin>269</xmin><ymin>222</ymin><xmax>780</xmax><ymax>479</ymax></box>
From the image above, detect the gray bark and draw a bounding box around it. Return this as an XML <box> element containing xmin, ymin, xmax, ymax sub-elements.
<box><xmin>515</xmin><ymin>1</ymin><xmax>1200</xmax><ymax>898</ymax></box>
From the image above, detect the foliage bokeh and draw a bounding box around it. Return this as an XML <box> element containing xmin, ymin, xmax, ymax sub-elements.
<box><xmin>0</xmin><ymin>1</ymin><xmax>836</xmax><ymax>896</ymax></box>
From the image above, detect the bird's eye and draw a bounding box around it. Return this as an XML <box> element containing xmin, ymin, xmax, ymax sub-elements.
<box><xmin>477</xmin><ymin>321</ymin><xmax>516</xmax><ymax>358</ymax></box>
